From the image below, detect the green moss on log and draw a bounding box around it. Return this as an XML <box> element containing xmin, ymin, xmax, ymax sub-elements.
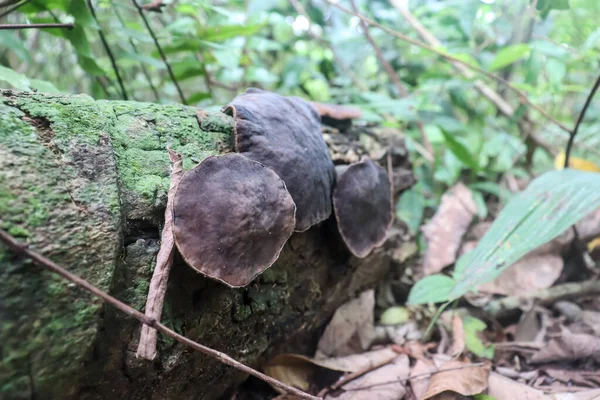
<box><xmin>0</xmin><ymin>90</ymin><xmax>234</xmax><ymax>399</ymax></box>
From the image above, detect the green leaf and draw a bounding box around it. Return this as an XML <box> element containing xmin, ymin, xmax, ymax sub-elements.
<box><xmin>463</xmin><ymin>316</ymin><xmax>494</xmax><ymax>359</ymax></box>
<box><xmin>536</xmin><ymin>0</ymin><xmax>570</xmax><ymax>19</ymax></box>
<box><xmin>441</xmin><ymin>130</ymin><xmax>479</xmax><ymax>171</ymax></box>
<box><xmin>67</xmin><ymin>0</ymin><xmax>97</xmax><ymax>28</ymax></box>
<box><xmin>186</xmin><ymin>91</ymin><xmax>211</xmax><ymax>104</ymax></box>
<box><xmin>490</xmin><ymin>44</ymin><xmax>530</xmax><ymax>71</ymax></box>
<box><xmin>0</xmin><ymin>65</ymin><xmax>30</xmax><ymax>90</ymax></box>
<box><xmin>451</xmin><ymin>169</ymin><xmax>600</xmax><ymax>301</ymax></box>
<box><xmin>407</xmin><ymin>274</ymin><xmax>456</xmax><ymax>305</ymax></box>
<box><xmin>396</xmin><ymin>189</ymin><xmax>425</xmax><ymax>234</ymax></box>
<box><xmin>471</xmin><ymin>190</ymin><xmax>488</xmax><ymax>219</ymax></box>
<box><xmin>380</xmin><ymin>306</ymin><xmax>410</xmax><ymax>325</ymax></box>
<box><xmin>546</xmin><ymin>58</ymin><xmax>566</xmax><ymax>86</ymax></box>
<box><xmin>197</xmin><ymin>23</ymin><xmax>264</xmax><ymax>42</ymax></box>
<box><xmin>0</xmin><ymin>32</ymin><xmax>31</xmax><ymax>63</ymax></box>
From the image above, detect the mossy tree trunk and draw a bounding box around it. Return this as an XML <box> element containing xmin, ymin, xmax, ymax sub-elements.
<box><xmin>0</xmin><ymin>90</ymin><xmax>413</xmax><ymax>400</ymax></box>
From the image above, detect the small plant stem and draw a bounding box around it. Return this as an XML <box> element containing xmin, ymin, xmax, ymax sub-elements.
<box><xmin>131</xmin><ymin>0</ymin><xmax>187</xmax><ymax>105</ymax></box>
<box><xmin>564</xmin><ymin>74</ymin><xmax>600</xmax><ymax>167</ymax></box>
<box><xmin>0</xmin><ymin>0</ymin><xmax>32</xmax><ymax>19</ymax></box>
<box><xmin>0</xmin><ymin>228</ymin><xmax>320</xmax><ymax>400</ymax></box>
<box><xmin>112</xmin><ymin>3</ymin><xmax>161</xmax><ymax>102</ymax></box>
<box><xmin>86</xmin><ymin>0</ymin><xmax>129</xmax><ymax>100</ymax></box>
<box><xmin>0</xmin><ymin>23</ymin><xmax>74</xmax><ymax>29</ymax></box>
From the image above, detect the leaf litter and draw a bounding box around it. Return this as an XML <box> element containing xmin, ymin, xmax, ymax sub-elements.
<box><xmin>258</xmin><ymin>176</ymin><xmax>600</xmax><ymax>399</ymax></box>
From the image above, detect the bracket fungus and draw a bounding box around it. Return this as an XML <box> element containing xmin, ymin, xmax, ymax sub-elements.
<box><xmin>172</xmin><ymin>153</ymin><xmax>296</xmax><ymax>288</ymax></box>
<box><xmin>224</xmin><ymin>88</ymin><xmax>335</xmax><ymax>232</ymax></box>
<box><xmin>333</xmin><ymin>158</ymin><xmax>393</xmax><ymax>258</ymax></box>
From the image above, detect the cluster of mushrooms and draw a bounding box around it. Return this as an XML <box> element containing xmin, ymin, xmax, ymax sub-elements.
<box><xmin>173</xmin><ymin>88</ymin><xmax>393</xmax><ymax>288</ymax></box>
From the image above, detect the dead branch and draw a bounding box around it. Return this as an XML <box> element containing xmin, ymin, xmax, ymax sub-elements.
<box><xmin>0</xmin><ymin>228</ymin><xmax>320</xmax><ymax>400</ymax></box>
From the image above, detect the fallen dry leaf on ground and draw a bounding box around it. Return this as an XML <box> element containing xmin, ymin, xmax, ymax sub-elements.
<box><xmin>450</xmin><ymin>315</ymin><xmax>466</xmax><ymax>357</ymax></box>
<box><xmin>264</xmin><ymin>347</ymin><xmax>398</xmax><ymax>392</ymax></box>
<box><xmin>264</xmin><ymin>354</ymin><xmax>315</xmax><ymax>392</ymax></box>
<box><xmin>531</xmin><ymin>330</ymin><xmax>600</xmax><ymax>364</ymax></box>
<box><xmin>325</xmin><ymin>355</ymin><xmax>409</xmax><ymax>400</ymax></box>
<box><xmin>421</xmin><ymin>360</ymin><xmax>490</xmax><ymax>399</ymax></box>
<box><xmin>409</xmin><ymin>359</ymin><xmax>437</xmax><ymax>399</ymax></box>
<box><xmin>421</xmin><ymin>182</ymin><xmax>477</xmax><ymax>276</ymax></box>
<box><xmin>316</xmin><ymin>290</ymin><xmax>375</xmax><ymax>358</ymax></box>
<box><xmin>477</xmin><ymin>253</ymin><xmax>563</xmax><ymax>296</ymax></box>
<box><xmin>488</xmin><ymin>372</ymin><xmax>600</xmax><ymax>400</ymax></box>
<box><xmin>314</xmin><ymin>347</ymin><xmax>398</xmax><ymax>373</ymax></box>
<box><xmin>488</xmin><ymin>372</ymin><xmax>546</xmax><ymax>400</ymax></box>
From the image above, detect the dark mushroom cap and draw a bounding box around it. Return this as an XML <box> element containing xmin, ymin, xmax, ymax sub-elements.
<box><xmin>310</xmin><ymin>102</ymin><xmax>363</xmax><ymax>120</ymax></box>
<box><xmin>223</xmin><ymin>88</ymin><xmax>335</xmax><ymax>232</ymax></box>
<box><xmin>333</xmin><ymin>158</ymin><xmax>393</xmax><ymax>258</ymax></box>
<box><xmin>172</xmin><ymin>153</ymin><xmax>296</xmax><ymax>287</ymax></box>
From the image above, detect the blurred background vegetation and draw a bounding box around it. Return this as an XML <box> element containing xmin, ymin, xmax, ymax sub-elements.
<box><xmin>1</xmin><ymin>0</ymin><xmax>599</xmax><ymax>244</ymax></box>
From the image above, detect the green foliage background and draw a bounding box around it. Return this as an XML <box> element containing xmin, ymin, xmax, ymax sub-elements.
<box><xmin>2</xmin><ymin>0</ymin><xmax>600</xmax><ymax>245</ymax></box>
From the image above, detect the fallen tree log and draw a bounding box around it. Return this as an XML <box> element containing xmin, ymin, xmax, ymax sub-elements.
<box><xmin>0</xmin><ymin>90</ymin><xmax>414</xmax><ymax>400</ymax></box>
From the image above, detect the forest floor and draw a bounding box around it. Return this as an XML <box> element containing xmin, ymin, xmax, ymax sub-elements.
<box><xmin>232</xmin><ymin>176</ymin><xmax>600</xmax><ymax>400</ymax></box>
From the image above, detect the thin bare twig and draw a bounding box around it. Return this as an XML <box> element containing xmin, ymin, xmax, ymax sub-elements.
<box><xmin>564</xmin><ymin>74</ymin><xmax>600</xmax><ymax>167</ymax></box>
<box><xmin>0</xmin><ymin>23</ymin><xmax>74</xmax><ymax>29</ymax></box>
<box><xmin>137</xmin><ymin>149</ymin><xmax>182</xmax><ymax>360</ymax></box>
<box><xmin>87</xmin><ymin>0</ymin><xmax>129</xmax><ymax>100</ymax></box>
<box><xmin>0</xmin><ymin>0</ymin><xmax>32</xmax><ymax>19</ymax></box>
<box><xmin>112</xmin><ymin>3</ymin><xmax>160</xmax><ymax>102</ymax></box>
<box><xmin>349</xmin><ymin>0</ymin><xmax>433</xmax><ymax>162</ymax></box>
<box><xmin>324</xmin><ymin>0</ymin><xmax>572</xmax><ymax>134</ymax></box>
<box><xmin>132</xmin><ymin>0</ymin><xmax>187</xmax><ymax>104</ymax></box>
<box><xmin>0</xmin><ymin>228</ymin><xmax>320</xmax><ymax>400</ymax></box>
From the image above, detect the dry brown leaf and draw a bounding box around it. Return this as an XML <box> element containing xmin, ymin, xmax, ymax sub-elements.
<box><xmin>316</xmin><ymin>290</ymin><xmax>375</xmax><ymax>358</ymax></box>
<box><xmin>576</xmin><ymin>206</ymin><xmax>600</xmax><ymax>241</ymax></box>
<box><xmin>581</xmin><ymin>310</ymin><xmax>600</xmax><ymax>335</ymax></box>
<box><xmin>325</xmin><ymin>355</ymin><xmax>410</xmax><ymax>400</ymax></box>
<box><xmin>136</xmin><ymin>149</ymin><xmax>183</xmax><ymax>360</ymax></box>
<box><xmin>421</xmin><ymin>361</ymin><xmax>490</xmax><ymax>399</ymax></box>
<box><xmin>514</xmin><ymin>307</ymin><xmax>545</xmax><ymax>343</ymax></box>
<box><xmin>531</xmin><ymin>331</ymin><xmax>600</xmax><ymax>364</ymax></box>
<box><xmin>450</xmin><ymin>315</ymin><xmax>465</xmax><ymax>357</ymax></box>
<box><xmin>313</xmin><ymin>347</ymin><xmax>398</xmax><ymax>373</ymax></box>
<box><xmin>409</xmin><ymin>359</ymin><xmax>437</xmax><ymax>399</ymax></box>
<box><xmin>421</xmin><ymin>182</ymin><xmax>477</xmax><ymax>276</ymax></box>
<box><xmin>488</xmin><ymin>372</ymin><xmax>547</xmax><ymax>400</ymax></box>
<box><xmin>264</xmin><ymin>354</ymin><xmax>315</xmax><ymax>392</ymax></box>
<box><xmin>477</xmin><ymin>253</ymin><xmax>563</xmax><ymax>296</ymax></box>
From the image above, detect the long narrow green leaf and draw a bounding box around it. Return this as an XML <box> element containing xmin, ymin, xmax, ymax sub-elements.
<box><xmin>449</xmin><ymin>169</ymin><xmax>600</xmax><ymax>300</ymax></box>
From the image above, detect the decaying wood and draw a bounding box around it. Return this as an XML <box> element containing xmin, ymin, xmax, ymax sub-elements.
<box><xmin>0</xmin><ymin>90</ymin><xmax>413</xmax><ymax>400</ymax></box>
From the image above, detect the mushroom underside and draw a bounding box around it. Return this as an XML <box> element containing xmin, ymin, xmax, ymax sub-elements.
<box><xmin>333</xmin><ymin>158</ymin><xmax>393</xmax><ymax>258</ymax></box>
<box><xmin>172</xmin><ymin>153</ymin><xmax>296</xmax><ymax>287</ymax></box>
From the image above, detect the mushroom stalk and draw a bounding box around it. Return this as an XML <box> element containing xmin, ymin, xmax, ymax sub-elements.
<box><xmin>136</xmin><ymin>148</ymin><xmax>183</xmax><ymax>360</ymax></box>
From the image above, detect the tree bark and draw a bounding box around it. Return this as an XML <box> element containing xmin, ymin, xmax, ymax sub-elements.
<box><xmin>0</xmin><ymin>90</ymin><xmax>414</xmax><ymax>400</ymax></box>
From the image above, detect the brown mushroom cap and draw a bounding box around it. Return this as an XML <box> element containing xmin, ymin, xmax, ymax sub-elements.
<box><xmin>172</xmin><ymin>153</ymin><xmax>296</xmax><ymax>287</ymax></box>
<box><xmin>224</xmin><ymin>88</ymin><xmax>335</xmax><ymax>232</ymax></box>
<box><xmin>333</xmin><ymin>158</ymin><xmax>393</xmax><ymax>258</ymax></box>
<box><xmin>310</xmin><ymin>102</ymin><xmax>363</xmax><ymax>121</ymax></box>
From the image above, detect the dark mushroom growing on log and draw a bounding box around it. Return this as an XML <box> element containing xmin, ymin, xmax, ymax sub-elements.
<box><xmin>333</xmin><ymin>158</ymin><xmax>393</xmax><ymax>258</ymax></box>
<box><xmin>224</xmin><ymin>88</ymin><xmax>335</xmax><ymax>232</ymax></box>
<box><xmin>172</xmin><ymin>153</ymin><xmax>296</xmax><ymax>288</ymax></box>
<box><xmin>310</xmin><ymin>102</ymin><xmax>363</xmax><ymax>130</ymax></box>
